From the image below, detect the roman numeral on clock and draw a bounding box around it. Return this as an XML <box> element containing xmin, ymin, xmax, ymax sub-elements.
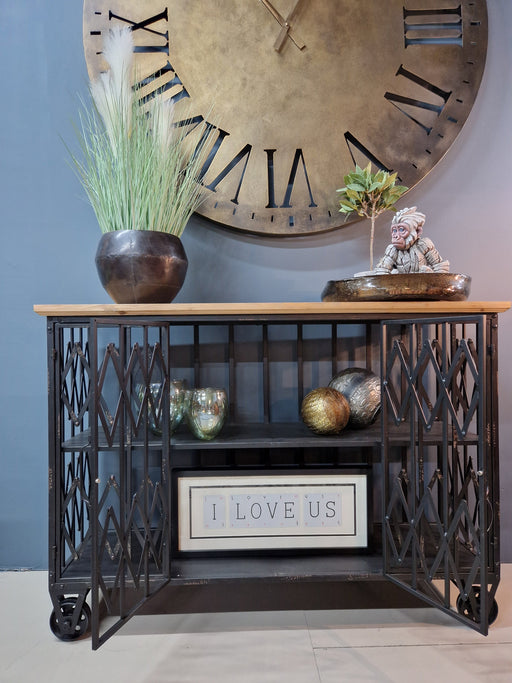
<box><xmin>205</xmin><ymin>145</ymin><xmax>253</xmax><ymax>205</ymax></box>
<box><xmin>172</xmin><ymin>117</ymin><xmax>251</xmax><ymax>205</ymax></box>
<box><xmin>109</xmin><ymin>8</ymin><xmax>170</xmax><ymax>53</ymax></box>
<box><xmin>135</xmin><ymin>62</ymin><xmax>189</xmax><ymax>105</ymax></box>
<box><xmin>107</xmin><ymin>8</ymin><xmax>189</xmax><ymax>104</ymax></box>
<box><xmin>385</xmin><ymin>65</ymin><xmax>452</xmax><ymax>135</ymax></box>
<box><xmin>403</xmin><ymin>5</ymin><xmax>463</xmax><ymax>47</ymax></box>
<box><xmin>180</xmin><ymin>122</ymin><xmax>320</xmax><ymax>211</ymax></box>
<box><xmin>265</xmin><ymin>149</ymin><xmax>317</xmax><ymax>209</ymax></box>
<box><xmin>343</xmin><ymin>132</ymin><xmax>392</xmax><ymax>173</ymax></box>
<box><xmin>202</xmin><ymin>145</ymin><xmax>318</xmax><ymax>210</ymax></box>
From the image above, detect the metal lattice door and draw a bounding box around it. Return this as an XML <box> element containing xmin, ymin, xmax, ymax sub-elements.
<box><xmin>381</xmin><ymin>316</ymin><xmax>499</xmax><ymax>634</ymax></box>
<box><xmin>88</xmin><ymin>320</ymin><xmax>172</xmax><ymax>648</ymax></box>
<box><xmin>47</xmin><ymin>319</ymin><xmax>173</xmax><ymax>649</ymax></box>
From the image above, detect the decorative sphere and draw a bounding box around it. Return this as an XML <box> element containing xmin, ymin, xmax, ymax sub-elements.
<box><xmin>301</xmin><ymin>387</ymin><xmax>350</xmax><ymax>435</ymax></box>
<box><xmin>328</xmin><ymin>367</ymin><xmax>381</xmax><ymax>428</ymax></box>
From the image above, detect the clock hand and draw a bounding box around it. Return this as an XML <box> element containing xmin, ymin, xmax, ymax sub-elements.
<box><xmin>258</xmin><ymin>0</ymin><xmax>306</xmax><ymax>51</ymax></box>
<box><xmin>259</xmin><ymin>0</ymin><xmax>284</xmax><ymax>26</ymax></box>
<box><xmin>273</xmin><ymin>0</ymin><xmax>307</xmax><ymax>52</ymax></box>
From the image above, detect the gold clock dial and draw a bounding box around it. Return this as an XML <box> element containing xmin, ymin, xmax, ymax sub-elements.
<box><xmin>83</xmin><ymin>1</ymin><xmax>487</xmax><ymax>236</ymax></box>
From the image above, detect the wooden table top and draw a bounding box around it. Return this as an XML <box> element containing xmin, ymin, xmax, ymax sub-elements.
<box><xmin>34</xmin><ymin>301</ymin><xmax>511</xmax><ymax>318</ymax></box>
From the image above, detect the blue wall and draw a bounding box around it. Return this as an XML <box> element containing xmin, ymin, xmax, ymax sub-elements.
<box><xmin>1</xmin><ymin>1</ymin><xmax>511</xmax><ymax>568</ymax></box>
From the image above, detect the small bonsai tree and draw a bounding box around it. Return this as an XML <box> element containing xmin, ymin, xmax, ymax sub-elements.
<box><xmin>337</xmin><ymin>163</ymin><xmax>408</xmax><ymax>271</ymax></box>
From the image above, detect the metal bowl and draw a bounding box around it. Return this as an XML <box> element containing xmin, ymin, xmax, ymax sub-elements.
<box><xmin>321</xmin><ymin>273</ymin><xmax>471</xmax><ymax>302</ymax></box>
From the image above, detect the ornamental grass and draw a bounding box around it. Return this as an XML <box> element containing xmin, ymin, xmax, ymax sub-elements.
<box><xmin>68</xmin><ymin>26</ymin><xmax>211</xmax><ymax>236</ymax></box>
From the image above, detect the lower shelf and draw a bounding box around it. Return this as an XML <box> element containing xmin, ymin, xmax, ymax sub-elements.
<box><xmin>138</xmin><ymin>571</ymin><xmax>426</xmax><ymax>616</ymax></box>
<box><xmin>55</xmin><ymin>529</ymin><xmax>483</xmax><ymax>589</ymax></box>
<box><xmin>57</xmin><ymin>549</ymin><xmax>384</xmax><ymax>586</ymax></box>
<box><xmin>169</xmin><ymin>554</ymin><xmax>383</xmax><ymax>584</ymax></box>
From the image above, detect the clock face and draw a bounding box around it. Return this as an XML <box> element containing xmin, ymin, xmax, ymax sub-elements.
<box><xmin>83</xmin><ymin>1</ymin><xmax>487</xmax><ymax>236</ymax></box>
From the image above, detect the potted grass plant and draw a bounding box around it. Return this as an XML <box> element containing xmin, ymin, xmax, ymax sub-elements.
<box><xmin>68</xmin><ymin>26</ymin><xmax>212</xmax><ymax>303</ymax></box>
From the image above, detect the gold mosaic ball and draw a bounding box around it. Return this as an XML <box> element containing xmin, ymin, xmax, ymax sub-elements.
<box><xmin>301</xmin><ymin>387</ymin><xmax>350</xmax><ymax>435</ymax></box>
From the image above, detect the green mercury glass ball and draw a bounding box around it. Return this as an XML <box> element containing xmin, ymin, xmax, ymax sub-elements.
<box><xmin>301</xmin><ymin>387</ymin><xmax>350</xmax><ymax>435</ymax></box>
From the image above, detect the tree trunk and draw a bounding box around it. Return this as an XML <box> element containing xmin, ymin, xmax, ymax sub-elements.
<box><xmin>370</xmin><ymin>216</ymin><xmax>376</xmax><ymax>270</ymax></box>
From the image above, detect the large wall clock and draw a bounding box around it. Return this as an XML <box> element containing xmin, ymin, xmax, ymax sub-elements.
<box><xmin>83</xmin><ymin>1</ymin><xmax>487</xmax><ymax>236</ymax></box>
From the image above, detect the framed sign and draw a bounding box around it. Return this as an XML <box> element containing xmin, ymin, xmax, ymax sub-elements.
<box><xmin>177</xmin><ymin>472</ymin><xmax>367</xmax><ymax>551</ymax></box>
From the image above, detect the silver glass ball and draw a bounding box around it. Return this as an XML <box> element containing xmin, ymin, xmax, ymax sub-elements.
<box><xmin>328</xmin><ymin>367</ymin><xmax>381</xmax><ymax>428</ymax></box>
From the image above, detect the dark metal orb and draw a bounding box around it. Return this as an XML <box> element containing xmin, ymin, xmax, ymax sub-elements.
<box><xmin>95</xmin><ymin>230</ymin><xmax>188</xmax><ymax>304</ymax></box>
<box><xmin>301</xmin><ymin>387</ymin><xmax>350</xmax><ymax>435</ymax></box>
<box><xmin>329</xmin><ymin>367</ymin><xmax>381</xmax><ymax>428</ymax></box>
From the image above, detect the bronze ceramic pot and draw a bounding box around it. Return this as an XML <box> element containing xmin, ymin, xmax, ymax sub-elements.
<box><xmin>95</xmin><ymin>230</ymin><xmax>188</xmax><ymax>304</ymax></box>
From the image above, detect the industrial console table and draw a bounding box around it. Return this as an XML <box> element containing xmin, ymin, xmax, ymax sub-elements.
<box><xmin>34</xmin><ymin>301</ymin><xmax>510</xmax><ymax>649</ymax></box>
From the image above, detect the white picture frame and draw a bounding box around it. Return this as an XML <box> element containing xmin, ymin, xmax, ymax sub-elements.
<box><xmin>178</xmin><ymin>473</ymin><xmax>368</xmax><ymax>551</ymax></box>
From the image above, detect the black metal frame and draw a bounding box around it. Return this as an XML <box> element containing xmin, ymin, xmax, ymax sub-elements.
<box><xmin>45</xmin><ymin>310</ymin><xmax>501</xmax><ymax>648</ymax></box>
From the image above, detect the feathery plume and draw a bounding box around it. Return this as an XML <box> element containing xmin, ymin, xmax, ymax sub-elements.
<box><xmin>67</xmin><ymin>26</ymin><xmax>214</xmax><ymax>235</ymax></box>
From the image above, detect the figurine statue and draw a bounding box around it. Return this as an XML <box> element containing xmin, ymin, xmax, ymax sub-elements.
<box><xmin>372</xmin><ymin>207</ymin><xmax>450</xmax><ymax>274</ymax></box>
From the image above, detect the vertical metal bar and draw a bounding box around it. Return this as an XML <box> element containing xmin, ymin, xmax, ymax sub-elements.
<box><xmin>297</xmin><ymin>323</ymin><xmax>304</xmax><ymax>468</ymax></box>
<box><xmin>64</xmin><ymin>326</ymin><xmax>74</xmax><ymax>559</ymax></box>
<box><xmin>47</xmin><ymin>320</ymin><xmax>59</xmax><ymax>593</ymax></box>
<box><xmin>380</xmin><ymin>321</ymin><xmax>389</xmax><ymax>574</ymax></box>
<box><xmin>365</xmin><ymin>323</ymin><xmax>372</xmax><ymax>371</ymax></box>
<box><xmin>78</xmin><ymin>327</ymin><xmax>87</xmax><ymax>432</ymax></box>
<box><xmin>451</xmin><ymin>321</ymin><xmax>463</xmax><ymax>573</ymax></box>
<box><xmin>142</xmin><ymin>324</ymin><xmax>150</xmax><ymax>598</ymax></box>
<box><xmin>477</xmin><ymin>315</ymin><xmax>488</xmax><ymax>631</ymax></box>
<box><xmin>162</xmin><ymin>322</ymin><xmax>171</xmax><ymax>579</ymax></box>
<box><xmin>488</xmin><ymin>314</ymin><xmax>500</xmax><ymax>574</ymax></box>
<box><xmin>400</xmin><ymin>324</ymin><xmax>408</xmax><ymax>474</ymax></box>
<box><xmin>78</xmin><ymin>327</ymin><xmax>87</xmax><ymax>547</ymax></box>
<box><xmin>297</xmin><ymin>323</ymin><xmax>303</xmax><ymax>415</ymax></box>
<box><xmin>331</xmin><ymin>323</ymin><xmax>337</xmax><ymax>377</ymax></box>
<box><xmin>442</xmin><ymin>323</ymin><xmax>451</xmax><ymax>531</ymax></box>
<box><xmin>89</xmin><ymin>318</ymin><xmax>100</xmax><ymax>650</ymax></box>
<box><xmin>485</xmin><ymin>313</ymin><xmax>500</xmax><ymax>625</ymax></box>
<box><xmin>60</xmin><ymin>325</ymin><xmax>69</xmax><ymax>574</ymax></box>
<box><xmin>409</xmin><ymin>322</ymin><xmax>417</xmax><ymax>591</ymax></box>
<box><xmin>442</xmin><ymin>321</ymin><xmax>451</xmax><ymax>607</ymax></box>
<box><xmin>118</xmin><ymin>323</ymin><xmax>128</xmax><ymax>615</ymax></box>
<box><xmin>262</xmin><ymin>324</ymin><xmax>270</xmax><ymax>423</ymax></box>
<box><xmin>229</xmin><ymin>324</ymin><xmax>236</xmax><ymax>422</ymax></box>
<box><xmin>416</xmin><ymin>323</ymin><xmax>425</xmax><ymax>571</ymax></box>
<box><xmin>193</xmin><ymin>324</ymin><xmax>200</xmax><ymax>387</ymax></box>
<box><xmin>127</xmin><ymin>324</ymin><xmax>135</xmax><ymax>604</ymax></box>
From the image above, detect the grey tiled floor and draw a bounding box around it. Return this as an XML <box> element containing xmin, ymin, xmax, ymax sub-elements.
<box><xmin>1</xmin><ymin>566</ymin><xmax>511</xmax><ymax>682</ymax></box>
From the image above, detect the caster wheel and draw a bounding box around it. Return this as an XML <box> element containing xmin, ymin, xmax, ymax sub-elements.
<box><xmin>456</xmin><ymin>586</ymin><xmax>498</xmax><ymax>625</ymax></box>
<box><xmin>50</xmin><ymin>597</ymin><xmax>91</xmax><ymax>641</ymax></box>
